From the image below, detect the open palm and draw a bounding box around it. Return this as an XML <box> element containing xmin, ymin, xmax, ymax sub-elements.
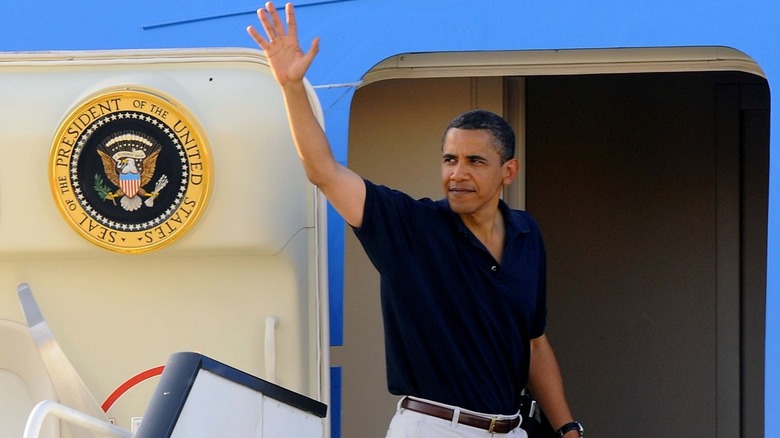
<box><xmin>247</xmin><ymin>2</ymin><xmax>319</xmax><ymax>86</ymax></box>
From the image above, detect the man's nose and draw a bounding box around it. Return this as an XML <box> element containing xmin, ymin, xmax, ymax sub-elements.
<box><xmin>450</xmin><ymin>162</ymin><xmax>469</xmax><ymax>180</ymax></box>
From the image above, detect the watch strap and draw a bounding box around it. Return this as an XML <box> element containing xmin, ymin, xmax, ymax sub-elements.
<box><xmin>557</xmin><ymin>421</ymin><xmax>584</xmax><ymax>437</ymax></box>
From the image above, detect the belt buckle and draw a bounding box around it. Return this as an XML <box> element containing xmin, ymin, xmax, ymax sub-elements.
<box><xmin>488</xmin><ymin>418</ymin><xmax>497</xmax><ymax>433</ymax></box>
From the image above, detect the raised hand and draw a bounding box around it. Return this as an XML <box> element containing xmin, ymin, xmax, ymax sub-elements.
<box><xmin>247</xmin><ymin>2</ymin><xmax>320</xmax><ymax>87</ymax></box>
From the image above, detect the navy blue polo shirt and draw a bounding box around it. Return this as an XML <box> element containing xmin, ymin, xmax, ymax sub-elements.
<box><xmin>353</xmin><ymin>180</ymin><xmax>547</xmax><ymax>415</ymax></box>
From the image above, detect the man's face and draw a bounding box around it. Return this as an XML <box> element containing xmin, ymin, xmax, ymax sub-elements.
<box><xmin>441</xmin><ymin>128</ymin><xmax>516</xmax><ymax>217</ymax></box>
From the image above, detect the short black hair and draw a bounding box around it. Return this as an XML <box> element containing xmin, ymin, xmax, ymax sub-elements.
<box><xmin>443</xmin><ymin>110</ymin><xmax>516</xmax><ymax>163</ymax></box>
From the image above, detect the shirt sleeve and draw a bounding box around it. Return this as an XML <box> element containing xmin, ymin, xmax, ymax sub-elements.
<box><xmin>530</xmin><ymin>226</ymin><xmax>548</xmax><ymax>339</ymax></box>
<box><xmin>351</xmin><ymin>179</ymin><xmax>420</xmax><ymax>276</ymax></box>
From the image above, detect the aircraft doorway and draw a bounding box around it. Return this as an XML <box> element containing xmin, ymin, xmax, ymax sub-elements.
<box><xmin>334</xmin><ymin>48</ymin><xmax>769</xmax><ymax>438</ymax></box>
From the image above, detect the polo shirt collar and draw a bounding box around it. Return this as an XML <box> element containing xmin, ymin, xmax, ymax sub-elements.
<box><xmin>436</xmin><ymin>199</ymin><xmax>531</xmax><ymax>238</ymax></box>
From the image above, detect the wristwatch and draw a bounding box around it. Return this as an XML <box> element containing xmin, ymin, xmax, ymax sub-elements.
<box><xmin>557</xmin><ymin>421</ymin><xmax>584</xmax><ymax>437</ymax></box>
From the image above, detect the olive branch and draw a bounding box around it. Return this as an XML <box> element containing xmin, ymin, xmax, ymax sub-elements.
<box><xmin>94</xmin><ymin>174</ymin><xmax>114</xmax><ymax>203</ymax></box>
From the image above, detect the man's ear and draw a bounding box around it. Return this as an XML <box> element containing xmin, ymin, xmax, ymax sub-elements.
<box><xmin>502</xmin><ymin>158</ymin><xmax>520</xmax><ymax>185</ymax></box>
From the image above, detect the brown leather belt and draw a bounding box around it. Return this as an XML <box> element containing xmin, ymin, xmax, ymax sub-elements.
<box><xmin>400</xmin><ymin>397</ymin><xmax>521</xmax><ymax>434</ymax></box>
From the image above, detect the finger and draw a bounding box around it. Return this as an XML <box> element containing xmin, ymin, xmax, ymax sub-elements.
<box><xmin>246</xmin><ymin>25</ymin><xmax>270</xmax><ymax>51</ymax></box>
<box><xmin>266</xmin><ymin>2</ymin><xmax>286</xmax><ymax>39</ymax></box>
<box><xmin>286</xmin><ymin>3</ymin><xmax>298</xmax><ymax>39</ymax></box>
<box><xmin>257</xmin><ymin>7</ymin><xmax>275</xmax><ymax>41</ymax></box>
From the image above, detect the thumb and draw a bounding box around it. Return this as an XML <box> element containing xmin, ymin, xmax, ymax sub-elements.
<box><xmin>303</xmin><ymin>37</ymin><xmax>320</xmax><ymax>67</ymax></box>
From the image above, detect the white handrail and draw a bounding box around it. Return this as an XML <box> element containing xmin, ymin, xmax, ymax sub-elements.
<box><xmin>264</xmin><ymin>316</ymin><xmax>278</xmax><ymax>383</ymax></box>
<box><xmin>23</xmin><ymin>400</ymin><xmax>132</xmax><ymax>438</ymax></box>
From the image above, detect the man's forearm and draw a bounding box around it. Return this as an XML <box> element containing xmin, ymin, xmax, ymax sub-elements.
<box><xmin>280</xmin><ymin>80</ymin><xmax>338</xmax><ymax>187</ymax></box>
<box><xmin>527</xmin><ymin>334</ymin><xmax>577</xmax><ymax>434</ymax></box>
<box><xmin>278</xmin><ymin>79</ymin><xmax>366</xmax><ymax>226</ymax></box>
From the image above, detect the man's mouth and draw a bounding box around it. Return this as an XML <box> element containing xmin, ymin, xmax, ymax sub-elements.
<box><xmin>448</xmin><ymin>186</ymin><xmax>475</xmax><ymax>194</ymax></box>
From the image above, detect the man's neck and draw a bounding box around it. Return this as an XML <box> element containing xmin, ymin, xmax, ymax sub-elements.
<box><xmin>459</xmin><ymin>207</ymin><xmax>506</xmax><ymax>263</ymax></box>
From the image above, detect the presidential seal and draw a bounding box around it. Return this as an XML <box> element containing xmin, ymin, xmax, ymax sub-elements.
<box><xmin>50</xmin><ymin>87</ymin><xmax>211</xmax><ymax>253</ymax></box>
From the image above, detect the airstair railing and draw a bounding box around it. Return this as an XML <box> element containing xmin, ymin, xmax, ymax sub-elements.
<box><xmin>24</xmin><ymin>400</ymin><xmax>132</xmax><ymax>438</ymax></box>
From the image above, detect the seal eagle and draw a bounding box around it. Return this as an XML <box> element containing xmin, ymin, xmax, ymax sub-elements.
<box><xmin>97</xmin><ymin>131</ymin><xmax>163</xmax><ymax>211</ymax></box>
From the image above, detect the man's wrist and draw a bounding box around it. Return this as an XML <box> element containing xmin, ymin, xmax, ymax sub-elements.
<box><xmin>556</xmin><ymin>420</ymin><xmax>584</xmax><ymax>437</ymax></box>
<box><xmin>280</xmin><ymin>80</ymin><xmax>309</xmax><ymax>100</ymax></box>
